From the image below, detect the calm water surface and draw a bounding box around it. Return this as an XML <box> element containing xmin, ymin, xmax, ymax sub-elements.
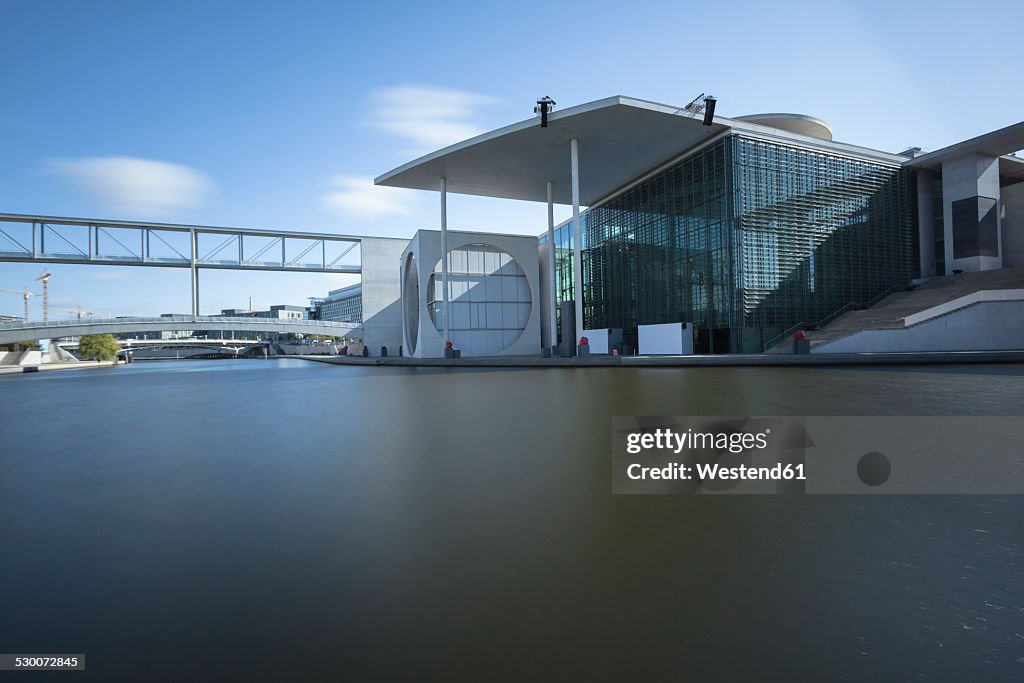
<box><xmin>1</xmin><ymin>360</ymin><xmax>1022</xmax><ymax>681</ymax></box>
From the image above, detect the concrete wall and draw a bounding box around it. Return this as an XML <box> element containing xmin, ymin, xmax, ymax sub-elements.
<box><xmin>1001</xmin><ymin>182</ymin><xmax>1024</xmax><ymax>268</ymax></box>
<box><xmin>942</xmin><ymin>153</ymin><xmax>1002</xmax><ymax>272</ymax></box>
<box><xmin>360</xmin><ymin>237</ymin><xmax>407</xmax><ymax>356</ymax></box>
<box><xmin>814</xmin><ymin>300</ymin><xmax>1024</xmax><ymax>353</ymax></box>
<box><xmin>401</xmin><ymin>230</ymin><xmax>542</xmax><ymax>358</ymax></box>
<box><xmin>538</xmin><ymin>240</ymin><xmax>554</xmax><ymax>348</ymax></box>
<box><xmin>17</xmin><ymin>350</ymin><xmax>42</xmax><ymax>365</ymax></box>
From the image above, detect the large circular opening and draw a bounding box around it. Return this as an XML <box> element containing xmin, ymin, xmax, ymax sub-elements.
<box><xmin>427</xmin><ymin>243</ymin><xmax>531</xmax><ymax>355</ymax></box>
<box><xmin>402</xmin><ymin>252</ymin><xmax>419</xmax><ymax>354</ymax></box>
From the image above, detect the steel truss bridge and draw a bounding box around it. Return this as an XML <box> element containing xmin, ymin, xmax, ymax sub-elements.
<box><xmin>0</xmin><ymin>213</ymin><xmax>364</xmax><ymax>319</ymax></box>
<box><xmin>0</xmin><ymin>316</ymin><xmax>360</xmax><ymax>345</ymax></box>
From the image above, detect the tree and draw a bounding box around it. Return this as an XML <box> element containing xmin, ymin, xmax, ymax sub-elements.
<box><xmin>78</xmin><ymin>334</ymin><xmax>120</xmax><ymax>361</ymax></box>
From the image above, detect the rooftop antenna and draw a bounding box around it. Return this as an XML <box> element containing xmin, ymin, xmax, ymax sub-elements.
<box><xmin>679</xmin><ymin>93</ymin><xmax>717</xmax><ymax>126</ymax></box>
<box><xmin>534</xmin><ymin>96</ymin><xmax>556</xmax><ymax>127</ymax></box>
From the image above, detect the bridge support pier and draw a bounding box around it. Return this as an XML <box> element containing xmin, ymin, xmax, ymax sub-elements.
<box><xmin>190</xmin><ymin>229</ymin><xmax>199</xmax><ymax>320</ymax></box>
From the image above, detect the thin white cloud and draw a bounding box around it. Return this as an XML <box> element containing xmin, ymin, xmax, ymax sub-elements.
<box><xmin>321</xmin><ymin>175</ymin><xmax>417</xmax><ymax>218</ymax></box>
<box><xmin>91</xmin><ymin>270</ymin><xmax>131</xmax><ymax>282</ymax></box>
<box><xmin>368</xmin><ymin>84</ymin><xmax>498</xmax><ymax>154</ymax></box>
<box><xmin>46</xmin><ymin>156</ymin><xmax>214</xmax><ymax>217</ymax></box>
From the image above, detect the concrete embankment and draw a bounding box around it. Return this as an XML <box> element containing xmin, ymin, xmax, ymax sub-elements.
<box><xmin>0</xmin><ymin>360</ymin><xmax>122</xmax><ymax>376</ymax></box>
<box><xmin>300</xmin><ymin>350</ymin><xmax>1024</xmax><ymax>368</ymax></box>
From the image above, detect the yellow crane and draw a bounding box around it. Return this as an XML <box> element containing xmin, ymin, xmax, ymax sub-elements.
<box><xmin>0</xmin><ymin>287</ymin><xmax>42</xmax><ymax>321</ymax></box>
<box><xmin>35</xmin><ymin>270</ymin><xmax>51</xmax><ymax>323</ymax></box>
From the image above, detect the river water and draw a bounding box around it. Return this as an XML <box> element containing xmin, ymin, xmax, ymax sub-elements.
<box><xmin>1</xmin><ymin>360</ymin><xmax>1021</xmax><ymax>681</ymax></box>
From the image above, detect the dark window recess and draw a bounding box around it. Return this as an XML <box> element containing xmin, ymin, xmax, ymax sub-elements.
<box><xmin>953</xmin><ymin>196</ymin><xmax>999</xmax><ymax>258</ymax></box>
<box><xmin>978</xmin><ymin>197</ymin><xmax>999</xmax><ymax>257</ymax></box>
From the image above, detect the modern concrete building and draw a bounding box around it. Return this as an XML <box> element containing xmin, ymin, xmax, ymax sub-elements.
<box><xmin>217</xmin><ymin>305</ymin><xmax>306</xmax><ymax>320</ymax></box>
<box><xmin>310</xmin><ymin>283</ymin><xmax>362</xmax><ymax>323</ymax></box>
<box><xmin>903</xmin><ymin>123</ymin><xmax>1024</xmax><ymax>276</ymax></box>
<box><xmin>358</xmin><ymin>236</ymin><xmax>406</xmax><ymax>356</ymax></box>
<box><xmin>375</xmin><ymin>95</ymin><xmax>1024</xmax><ymax>354</ymax></box>
<box><xmin>400</xmin><ymin>230</ymin><xmax>540</xmax><ymax>357</ymax></box>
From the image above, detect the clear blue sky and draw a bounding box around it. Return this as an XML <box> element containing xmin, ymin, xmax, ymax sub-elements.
<box><xmin>1</xmin><ymin>0</ymin><xmax>1021</xmax><ymax>318</ymax></box>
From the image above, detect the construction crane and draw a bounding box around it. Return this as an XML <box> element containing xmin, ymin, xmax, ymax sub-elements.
<box><xmin>35</xmin><ymin>270</ymin><xmax>51</xmax><ymax>323</ymax></box>
<box><xmin>60</xmin><ymin>306</ymin><xmax>94</xmax><ymax>320</ymax></box>
<box><xmin>0</xmin><ymin>287</ymin><xmax>42</xmax><ymax>321</ymax></box>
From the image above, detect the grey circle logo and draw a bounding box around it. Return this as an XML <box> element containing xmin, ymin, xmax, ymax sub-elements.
<box><xmin>857</xmin><ymin>451</ymin><xmax>891</xmax><ymax>487</ymax></box>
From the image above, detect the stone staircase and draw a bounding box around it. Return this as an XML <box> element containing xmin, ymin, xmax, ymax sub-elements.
<box><xmin>766</xmin><ymin>268</ymin><xmax>1024</xmax><ymax>353</ymax></box>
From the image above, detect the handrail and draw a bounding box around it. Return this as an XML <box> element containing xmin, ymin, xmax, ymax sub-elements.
<box><xmin>0</xmin><ymin>315</ymin><xmax>358</xmax><ymax>330</ymax></box>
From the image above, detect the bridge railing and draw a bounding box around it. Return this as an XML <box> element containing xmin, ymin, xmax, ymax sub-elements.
<box><xmin>0</xmin><ymin>316</ymin><xmax>360</xmax><ymax>331</ymax></box>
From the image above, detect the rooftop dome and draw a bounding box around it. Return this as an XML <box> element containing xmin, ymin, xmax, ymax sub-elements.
<box><xmin>732</xmin><ymin>113</ymin><xmax>833</xmax><ymax>141</ymax></box>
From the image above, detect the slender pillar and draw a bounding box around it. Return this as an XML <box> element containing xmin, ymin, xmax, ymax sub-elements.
<box><xmin>190</xmin><ymin>228</ymin><xmax>199</xmax><ymax>321</ymax></box>
<box><xmin>546</xmin><ymin>180</ymin><xmax>557</xmax><ymax>353</ymax></box>
<box><xmin>571</xmin><ymin>138</ymin><xmax>583</xmax><ymax>348</ymax></box>
<box><xmin>440</xmin><ymin>177</ymin><xmax>449</xmax><ymax>347</ymax></box>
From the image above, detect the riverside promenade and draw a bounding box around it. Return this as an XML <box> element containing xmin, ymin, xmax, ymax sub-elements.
<box><xmin>302</xmin><ymin>350</ymin><xmax>1024</xmax><ymax>368</ymax></box>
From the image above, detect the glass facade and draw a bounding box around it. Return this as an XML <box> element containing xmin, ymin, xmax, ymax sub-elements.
<box><xmin>426</xmin><ymin>243</ymin><xmax>532</xmax><ymax>355</ymax></box>
<box><xmin>539</xmin><ymin>220</ymin><xmax>577</xmax><ymax>345</ymax></box>
<box><xmin>931</xmin><ymin>173</ymin><xmax>945</xmax><ymax>276</ymax></box>
<box><xmin>557</xmin><ymin>134</ymin><xmax>917</xmax><ymax>352</ymax></box>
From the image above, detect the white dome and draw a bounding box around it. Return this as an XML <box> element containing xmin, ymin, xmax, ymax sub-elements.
<box><xmin>733</xmin><ymin>113</ymin><xmax>833</xmax><ymax>141</ymax></box>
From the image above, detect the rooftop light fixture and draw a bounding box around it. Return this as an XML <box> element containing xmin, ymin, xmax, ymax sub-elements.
<box><xmin>681</xmin><ymin>93</ymin><xmax>717</xmax><ymax>126</ymax></box>
<box><xmin>534</xmin><ymin>96</ymin><xmax>556</xmax><ymax>127</ymax></box>
<box><xmin>702</xmin><ymin>96</ymin><xmax>717</xmax><ymax>126</ymax></box>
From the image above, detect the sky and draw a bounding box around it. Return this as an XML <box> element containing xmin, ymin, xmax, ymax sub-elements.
<box><xmin>1</xmin><ymin>0</ymin><xmax>1022</xmax><ymax>318</ymax></box>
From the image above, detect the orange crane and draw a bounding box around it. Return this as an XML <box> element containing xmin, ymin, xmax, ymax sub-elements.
<box><xmin>35</xmin><ymin>270</ymin><xmax>51</xmax><ymax>323</ymax></box>
<box><xmin>0</xmin><ymin>287</ymin><xmax>42</xmax><ymax>321</ymax></box>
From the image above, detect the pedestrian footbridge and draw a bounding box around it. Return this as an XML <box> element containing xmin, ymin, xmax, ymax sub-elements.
<box><xmin>0</xmin><ymin>316</ymin><xmax>360</xmax><ymax>345</ymax></box>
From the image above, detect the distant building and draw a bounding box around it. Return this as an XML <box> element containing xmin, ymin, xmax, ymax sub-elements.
<box><xmin>309</xmin><ymin>283</ymin><xmax>362</xmax><ymax>323</ymax></box>
<box><xmin>217</xmin><ymin>305</ymin><xmax>306</xmax><ymax>320</ymax></box>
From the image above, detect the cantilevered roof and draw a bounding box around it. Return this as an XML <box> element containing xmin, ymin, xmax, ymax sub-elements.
<box><xmin>998</xmin><ymin>155</ymin><xmax>1024</xmax><ymax>185</ymax></box>
<box><xmin>376</xmin><ymin>96</ymin><xmax>910</xmax><ymax>206</ymax></box>
<box><xmin>904</xmin><ymin>120</ymin><xmax>1024</xmax><ymax>170</ymax></box>
<box><xmin>375</xmin><ymin>96</ymin><xmax>731</xmax><ymax>206</ymax></box>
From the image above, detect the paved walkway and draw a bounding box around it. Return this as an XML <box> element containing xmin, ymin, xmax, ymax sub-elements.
<box><xmin>301</xmin><ymin>351</ymin><xmax>1024</xmax><ymax>368</ymax></box>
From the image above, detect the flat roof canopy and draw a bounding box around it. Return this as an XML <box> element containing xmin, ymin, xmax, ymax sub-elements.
<box><xmin>375</xmin><ymin>96</ymin><xmax>730</xmax><ymax>206</ymax></box>
<box><xmin>905</xmin><ymin>119</ymin><xmax>1024</xmax><ymax>170</ymax></box>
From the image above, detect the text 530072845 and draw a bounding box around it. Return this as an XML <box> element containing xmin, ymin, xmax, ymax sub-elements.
<box><xmin>0</xmin><ymin>655</ymin><xmax>85</xmax><ymax>671</ymax></box>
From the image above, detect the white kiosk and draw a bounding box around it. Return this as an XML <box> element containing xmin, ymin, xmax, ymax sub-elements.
<box><xmin>638</xmin><ymin>322</ymin><xmax>694</xmax><ymax>355</ymax></box>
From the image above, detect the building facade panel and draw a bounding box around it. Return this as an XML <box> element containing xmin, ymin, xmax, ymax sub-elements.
<box><xmin>576</xmin><ymin>134</ymin><xmax>917</xmax><ymax>352</ymax></box>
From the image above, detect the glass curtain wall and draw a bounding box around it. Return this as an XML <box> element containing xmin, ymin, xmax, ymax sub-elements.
<box><xmin>538</xmin><ymin>221</ymin><xmax>577</xmax><ymax>346</ymax></box>
<box><xmin>579</xmin><ymin>135</ymin><xmax>917</xmax><ymax>352</ymax></box>
<box><xmin>732</xmin><ymin>136</ymin><xmax>917</xmax><ymax>351</ymax></box>
<box><xmin>583</xmin><ymin>139</ymin><xmax>732</xmax><ymax>352</ymax></box>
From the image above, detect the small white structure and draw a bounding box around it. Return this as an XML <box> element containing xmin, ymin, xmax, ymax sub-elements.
<box><xmin>639</xmin><ymin>322</ymin><xmax>694</xmax><ymax>355</ymax></box>
<box><xmin>582</xmin><ymin>328</ymin><xmax>610</xmax><ymax>354</ymax></box>
<box><xmin>581</xmin><ymin>328</ymin><xmax>623</xmax><ymax>354</ymax></box>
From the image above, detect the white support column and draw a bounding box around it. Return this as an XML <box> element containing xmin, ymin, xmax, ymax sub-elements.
<box><xmin>440</xmin><ymin>177</ymin><xmax>450</xmax><ymax>347</ymax></box>
<box><xmin>546</xmin><ymin>180</ymin><xmax>557</xmax><ymax>352</ymax></box>
<box><xmin>190</xmin><ymin>228</ymin><xmax>199</xmax><ymax>321</ymax></box>
<box><xmin>571</xmin><ymin>138</ymin><xmax>583</xmax><ymax>349</ymax></box>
